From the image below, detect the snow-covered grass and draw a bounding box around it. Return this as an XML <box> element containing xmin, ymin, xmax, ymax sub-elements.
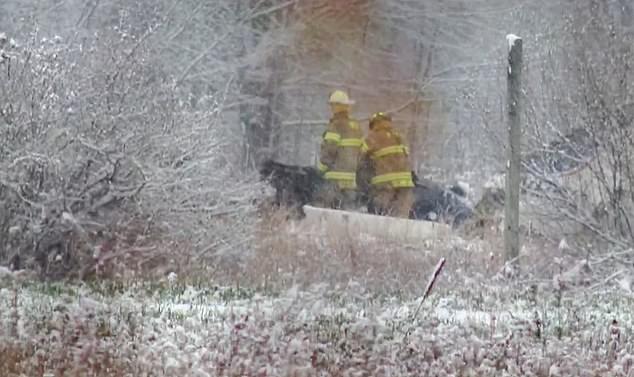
<box><xmin>1</xmin><ymin>210</ymin><xmax>633</xmax><ymax>376</ymax></box>
<box><xmin>1</xmin><ymin>265</ymin><xmax>633</xmax><ymax>376</ymax></box>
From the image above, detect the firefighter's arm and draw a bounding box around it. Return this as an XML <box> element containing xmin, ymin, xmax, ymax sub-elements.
<box><xmin>393</xmin><ymin>132</ymin><xmax>410</xmax><ymax>156</ymax></box>
<box><xmin>361</xmin><ymin>132</ymin><xmax>377</xmax><ymax>159</ymax></box>
<box><xmin>318</xmin><ymin>124</ymin><xmax>340</xmax><ymax>173</ymax></box>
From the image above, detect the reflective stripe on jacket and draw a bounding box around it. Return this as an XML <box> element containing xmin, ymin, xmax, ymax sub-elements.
<box><xmin>362</xmin><ymin>119</ymin><xmax>414</xmax><ymax>189</ymax></box>
<box><xmin>318</xmin><ymin>111</ymin><xmax>364</xmax><ymax>189</ymax></box>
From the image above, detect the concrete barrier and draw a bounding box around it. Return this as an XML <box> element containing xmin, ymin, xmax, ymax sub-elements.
<box><xmin>302</xmin><ymin>205</ymin><xmax>452</xmax><ymax>244</ymax></box>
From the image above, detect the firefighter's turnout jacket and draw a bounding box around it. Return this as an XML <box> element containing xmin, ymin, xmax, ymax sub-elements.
<box><xmin>361</xmin><ymin>113</ymin><xmax>414</xmax><ymax>217</ymax></box>
<box><xmin>362</xmin><ymin>114</ymin><xmax>414</xmax><ymax>189</ymax></box>
<box><xmin>318</xmin><ymin>111</ymin><xmax>364</xmax><ymax>190</ymax></box>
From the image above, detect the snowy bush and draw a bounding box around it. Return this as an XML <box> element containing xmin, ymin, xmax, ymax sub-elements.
<box><xmin>0</xmin><ymin>278</ymin><xmax>633</xmax><ymax>377</ymax></box>
<box><xmin>0</xmin><ymin>30</ymin><xmax>260</xmax><ymax>280</ymax></box>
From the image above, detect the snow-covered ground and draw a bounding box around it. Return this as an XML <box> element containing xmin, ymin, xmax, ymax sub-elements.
<box><xmin>1</xmin><ymin>277</ymin><xmax>633</xmax><ymax>376</ymax></box>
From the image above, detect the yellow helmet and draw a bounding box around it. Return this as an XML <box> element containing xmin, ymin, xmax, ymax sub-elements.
<box><xmin>369</xmin><ymin>111</ymin><xmax>392</xmax><ymax>128</ymax></box>
<box><xmin>328</xmin><ymin>90</ymin><xmax>355</xmax><ymax>105</ymax></box>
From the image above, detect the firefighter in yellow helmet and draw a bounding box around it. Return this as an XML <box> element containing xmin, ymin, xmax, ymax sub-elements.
<box><xmin>361</xmin><ymin>112</ymin><xmax>415</xmax><ymax>218</ymax></box>
<box><xmin>315</xmin><ymin>90</ymin><xmax>364</xmax><ymax>210</ymax></box>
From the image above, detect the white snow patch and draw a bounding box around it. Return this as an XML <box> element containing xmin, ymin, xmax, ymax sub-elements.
<box><xmin>558</xmin><ymin>238</ymin><xmax>569</xmax><ymax>251</ymax></box>
<box><xmin>506</xmin><ymin>34</ymin><xmax>521</xmax><ymax>50</ymax></box>
<box><xmin>167</xmin><ymin>271</ymin><xmax>178</xmax><ymax>284</ymax></box>
<box><xmin>61</xmin><ymin>211</ymin><xmax>77</xmax><ymax>225</ymax></box>
<box><xmin>0</xmin><ymin>266</ymin><xmax>13</xmax><ymax>280</ymax></box>
<box><xmin>456</xmin><ymin>180</ymin><xmax>472</xmax><ymax>198</ymax></box>
<box><xmin>152</xmin><ymin>288</ymin><xmax>536</xmax><ymax>330</ymax></box>
<box><xmin>483</xmin><ymin>173</ymin><xmax>505</xmax><ymax>189</ymax></box>
<box><xmin>618</xmin><ymin>275</ymin><xmax>632</xmax><ymax>293</ymax></box>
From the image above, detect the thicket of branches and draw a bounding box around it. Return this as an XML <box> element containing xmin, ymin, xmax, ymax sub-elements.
<box><xmin>0</xmin><ymin>25</ymin><xmax>261</xmax><ymax>280</ymax></box>
<box><xmin>521</xmin><ymin>1</ymin><xmax>633</xmax><ymax>250</ymax></box>
<box><xmin>474</xmin><ymin>0</ymin><xmax>634</xmax><ymax>259</ymax></box>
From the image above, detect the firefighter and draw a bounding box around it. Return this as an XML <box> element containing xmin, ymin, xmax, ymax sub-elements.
<box><xmin>361</xmin><ymin>111</ymin><xmax>415</xmax><ymax>218</ymax></box>
<box><xmin>315</xmin><ymin>90</ymin><xmax>364</xmax><ymax>210</ymax></box>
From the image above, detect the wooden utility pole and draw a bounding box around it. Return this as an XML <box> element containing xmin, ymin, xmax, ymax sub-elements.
<box><xmin>504</xmin><ymin>34</ymin><xmax>522</xmax><ymax>266</ymax></box>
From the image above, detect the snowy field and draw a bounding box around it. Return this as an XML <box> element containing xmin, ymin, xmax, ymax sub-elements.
<box><xmin>1</xmin><ymin>272</ymin><xmax>633</xmax><ymax>376</ymax></box>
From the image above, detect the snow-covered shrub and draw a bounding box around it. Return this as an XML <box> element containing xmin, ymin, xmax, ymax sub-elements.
<box><xmin>0</xmin><ymin>29</ymin><xmax>260</xmax><ymax>280</ymax></box>
<box><xmin>1</xmin><ymin>281</ymin><xmax>633</xmax><ymax>377</ymax></box>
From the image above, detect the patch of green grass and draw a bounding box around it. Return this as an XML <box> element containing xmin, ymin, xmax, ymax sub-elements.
<box><xmin>28</xmin><ymin>281</ymin><xmax>79</xmax><ymax>297</ymax></box>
